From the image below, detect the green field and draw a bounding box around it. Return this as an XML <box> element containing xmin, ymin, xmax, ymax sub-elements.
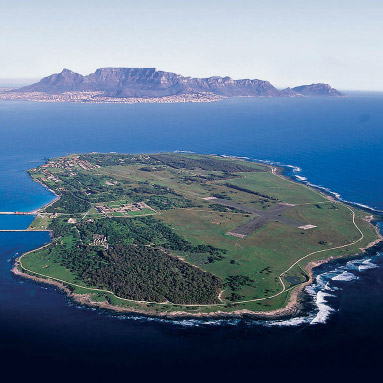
<box><xmin>20</xmin><ymin>152</ymin><xmax>380</xmax><ymax>316</ymax></box>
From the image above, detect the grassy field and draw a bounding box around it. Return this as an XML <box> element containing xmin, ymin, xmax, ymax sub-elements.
<box><xmin>21</xmin><ymin>152</ymin><xmax>380</xmax><ymax>315</ymax></box>
<box><xmin>27</xmin><ymin>215</ymin><xmax>52</xmax><ymax>230</ymax></box>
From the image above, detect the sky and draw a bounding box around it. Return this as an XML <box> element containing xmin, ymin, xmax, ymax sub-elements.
<box><xmin>0</xmin><ymin>0</ymin><xmax>382</xmax><ymax>90</ymax></box>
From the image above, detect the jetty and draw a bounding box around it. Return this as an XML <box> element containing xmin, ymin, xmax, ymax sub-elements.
<box><xmin>0</xmin><ymin>229</ymin><xmax>49</xmax><ymax>232</ymax></box>
<box><xmin>0</xmin><ymin>211</ymin><xmax>34</xmax><ymax>215</ymax></box>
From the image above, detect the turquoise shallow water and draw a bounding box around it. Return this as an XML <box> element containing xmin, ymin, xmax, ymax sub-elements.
<box><xmin>0</xmin><ymin>96</ymin><xmax>382</xmax><ymax>380</ymax></box>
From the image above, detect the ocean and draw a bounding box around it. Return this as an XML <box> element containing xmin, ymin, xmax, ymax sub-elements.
<box><xmin>0</xmin><ymin>95</ymin><xmax>382</xmax><ymax>380</ymax></box>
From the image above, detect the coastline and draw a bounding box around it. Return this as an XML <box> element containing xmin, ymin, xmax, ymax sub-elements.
<box><xmin>29</xmin><ymin>176</ymin><xmax>61</xmax><ymax>214</ymax></box>
<box><xmin>11</xmin><ymin>233</ymin><xmax>382</xmax><ymax>320</ymax></box>
<box><xmin>10</xmin><ymin>156</ymin><xmax>383</xmax><ymax>320</ymax></box>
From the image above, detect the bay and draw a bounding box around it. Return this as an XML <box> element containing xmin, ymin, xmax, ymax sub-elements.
<box><xmin>0</xmin><ymin>95</ymin><xmax>382</xmax><ymax>380</ymax></box>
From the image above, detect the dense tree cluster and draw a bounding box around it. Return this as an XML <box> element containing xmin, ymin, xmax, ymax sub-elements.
<box><xmin>45</xmin><ymin>214</ymin><xmax>226</xmax><ymax>304</ymax></box>
<box><xmin>46</xmin><ymin>191</ymin><xmax>91</xmax><ymax>214</ymax></box>
<box><xmin>45</xmin><ymin>236</ymin><xmax>222</xmax><ymax>304</ymax></box>
<box><xmin>48</xmin><ymin>218</ymin><xmax>76</xmax><ymax>237</ymax></box>
<box><xmin>76</xmin><ymin>244</ymin><xmax>222</xmax><ymax>304</ymax></box>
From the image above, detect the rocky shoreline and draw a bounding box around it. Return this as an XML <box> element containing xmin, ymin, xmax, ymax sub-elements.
<box><xmin>12</xmin><ymin>227</ymin><xmax>382</xmax><ymax>320</ymax></box>
<box><xmin>10</xmin><ymin>157</ymin><xmax>383</xmax><ymax>321</ymax></box>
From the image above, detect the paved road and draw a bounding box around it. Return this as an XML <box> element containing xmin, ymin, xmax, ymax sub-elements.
<box><xmin>209</xmin><ymin>198</ymin><xmax>304</xmax><ymax>237</ymax></box>
<box><xmin>0</xmin><ymin>212</ymin><xmax>33</xmax><ymax>215</ymax></box>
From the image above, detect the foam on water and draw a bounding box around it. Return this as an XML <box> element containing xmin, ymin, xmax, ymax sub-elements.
<box><xmin>310</xmin><ymin>291</ymin><xmax>336</xmax><ymax>324</ymax></box>
<box><xmin>303</xmin><ymin>252</ymin><xmax>382</xmax><ymax>325</ymax></box>
<box><xmin>332</xmin><ymin>271</ymin><xmax>359</xmax><ymax>282</ymax></box>
<box><xmin>264</xmin><ymin>315</ymin><xmax>313</xmax><ymax>327</ymax></box>
<box><xmin>358</xmin><ymin>260</ymin><xmax>379</xmax><ymax>271</ymax></box>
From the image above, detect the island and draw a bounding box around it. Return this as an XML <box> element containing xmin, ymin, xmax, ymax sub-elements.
<box><xmin>13</xmin><ymin>152</ymin><xmax>381</xmax><ymax>318</ymax></box>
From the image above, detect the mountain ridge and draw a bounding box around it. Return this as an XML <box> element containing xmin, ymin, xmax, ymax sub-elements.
<box><xmin>14</xmin><ymin>68</ymin><xmax>344</xmax><ymax>98</ymax></box>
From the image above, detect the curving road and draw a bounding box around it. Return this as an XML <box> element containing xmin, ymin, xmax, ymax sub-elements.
<box><xmin>16</xmin><ymin>165</ymin><xmax>367</xmax><ymax>309</ymax></box>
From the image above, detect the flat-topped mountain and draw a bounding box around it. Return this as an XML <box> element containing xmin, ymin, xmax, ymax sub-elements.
<box><xmin>14</xmin><ymin>68</ymin><xmax>343</xmax><ymax>98</ymax></box>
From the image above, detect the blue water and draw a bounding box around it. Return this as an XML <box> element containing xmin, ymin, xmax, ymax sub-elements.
<box><xmin>0</xmin><ymin>215</ymin><xmax>35</xmax><ymax>230</ymax></box>
<box><xmin>0</xmin><ymin>96</ymin><xmax>382</xmax><ymax>380</ymax></box>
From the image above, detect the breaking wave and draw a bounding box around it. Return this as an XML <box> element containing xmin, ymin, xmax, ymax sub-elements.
<box><xmin>332</xmin><ymin>271</ymin><xmax>359</xmax><ymax>282</ymax></box>
<box><xmin>304</xmin><ymin>253</ymin><xmax>382</xmax><ymax>325</ymax></box>
<box><xmin>310</xmin><ymin>291</ymin><xmax>335</xmax><ymax>324</ymax></box>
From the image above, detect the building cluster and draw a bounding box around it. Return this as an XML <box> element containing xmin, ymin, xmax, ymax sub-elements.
<box><xmin>91</xmin><ymin>234</ymin><xmax>109</xmax><ymax>249</ymax></box>
<box><xmin>45</xmin><ymin>156</ymin><xmax>98</xmax><ymax>171</ymax></box>
<box><xmin>95</xmin><ymin>201</ymin><xmax>153</xmax><ymax>216</ymax></box>
<box><xmin>0</xmin><ymin>91</ymin><xmax>224</xmax><ymax>104</ymax></box>
<box><xmin>30</xmin><ymin>156</ymin><xmax>99</xmax><ymax>181</ymax></box>
<box><xmin>29</xmin><ymin>166</ymin><xmax>63</xmax><ymax>183</ymax></box>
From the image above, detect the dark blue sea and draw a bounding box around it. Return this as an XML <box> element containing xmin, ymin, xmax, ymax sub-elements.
<box><xmin>0</xmin><ymin>96</ymin><xmax>382</xmax><ymax>381</ymax></box>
